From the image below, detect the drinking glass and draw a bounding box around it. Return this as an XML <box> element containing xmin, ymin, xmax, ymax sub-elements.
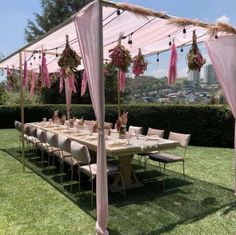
<box><xmin>42</xmin><ymin>117</ymin><xmax>47</xmax><ymax>125</ymax></box>
<box><xmin>126</xmin><ymin>132</ymin><xmax>132</xmax><ymax>145</ymax></box>
<box><xmin>88</xmin><ymin>125</ymin><xmax>93</xmax><ymax>135</ymax></box>
<box><xmin>135</xmin><ymin>129</ymin><xmax>140</xmax><ymax>139</ymax></box>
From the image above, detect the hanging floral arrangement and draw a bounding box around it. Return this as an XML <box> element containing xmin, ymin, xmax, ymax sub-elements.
<box><xmin>132</xmin><ymin>48</ymin><xmax>147</xmax><ymax>76</ymax></box>
<box><xmin>57</xmin><ymin>35</ymin><xmax>80</xmax><ymax>94</ymax></box>
<box><xmin>109</xmin><ymin>33</ymin><xmax>131</xmax><ymax>93</ymax></box>
<box><xmin>187</xmin><ymin>30</ymin><xmax>206</xmax><ymax>71</ymax></box>
<box><xmin>58</xmin><ymin>35</ymin><xmax>81</xmax><ymax>76</ymax></box>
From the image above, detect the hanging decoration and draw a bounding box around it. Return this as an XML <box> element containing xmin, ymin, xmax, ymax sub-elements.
<box><xmin>187</xmin><ymin>30</ymin><xmax>206</xmax><ymax>71</ymax></box>
<box><xmin>132</xmin><ymin>48</ymin><xmax>147</xmax><ymax>76</ymax></box>
<box><xmin>6</xmin><ymin>66</ymin><xmax>14</xmax><ymax>91</ymax></box>
<box><xmin>58</xmin><ymin>35</ymin><xmax>81</xmax><ymax>77</ymax></box>
<box><xmin>30</xmin><ymin>70</ymin><xmax>36</xmax><ymax>98</ymax></box>
<box><xmin>22</xmin><ymin>57</ymin><xmax>29</xmax><ymax>88</ymax></box>
<box><xmin>81</xmin><ymin>70</ymin><xmax>88</xmax><ymax>96</ymax></box>
<box><xmin>41</xmin><ymin>47</ymin><xmax>51</xmax><ymax>88</ymax></box>
<box><xmin>168</xmin><ymin>42</ymin><xmax>178</xmax><ymax>85</ymax></box>
<box><xmin>109</xmin><ymin>32</ymin><xmax>131</xmax><ymax>92</ymax></box>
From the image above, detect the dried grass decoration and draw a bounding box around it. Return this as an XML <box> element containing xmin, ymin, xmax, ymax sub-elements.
<box><xmin>58</xmin><ymin>35</ymin><xmax>81</xmax><ymax>75</ymax></box>
<box><xmin>187</xmin><ymin>30</ymin><xmax>206</xmax><ymax>71</ymax></box>
<box><xmin>132</xmin><ymin>48</ymin><xmax>147</xmax><ymax>76</ymax></box>
<box><xmin>109</xmin><ymin>33</ymin><xmax>132</xmax><ymax>72</ymax></box>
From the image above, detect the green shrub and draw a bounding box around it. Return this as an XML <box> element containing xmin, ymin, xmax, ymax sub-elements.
<box><xmin>1</xmin><ymin>104</ymin><xmax>234</xmax><ymax>148</ymax></box>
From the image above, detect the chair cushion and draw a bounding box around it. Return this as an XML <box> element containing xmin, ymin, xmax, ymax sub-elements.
<box><xmin>149</xmin><ymin>153</ymin><xmax>183</xmax><ymax>163</ymax></box>
<box><xmin>80</xmin><ymin>163</ymin><xmax>119</xmax><ymax>177</ymax></box>
<box><xmin>63</xmin><ymin>157</ymin><xmax>78</xmax><ymax>166</ymax></box>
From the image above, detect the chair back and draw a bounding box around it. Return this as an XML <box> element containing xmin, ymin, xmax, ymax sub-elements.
<box><xmin>29</xmin><ymin>126</ymin><xmax>37</xmax><ymax>137</ymax></box>
<box><xmin>46</xmin><ymin>131</ymin><xmax>58</xmax><ymax>148</ymax></box>
<box><xmin>70</xmin><ymin>141</ymin><xmax>91</xmax><ymax>164</ymax></box>
<box><xmin>58</xmin><ymin>135</ymin><xmax>71</xmax><ymax>152</ymax></box>
<box><xmin>37</xmin><ymin>129</ymin><xmax>47</xmax><ymax>143</ymax></box>
<box><xmin>168</xmin><ymin>131</ymin><xmax>191</xmax><ymax>148</ymax></box>
<box><xmin>128</xmin><ymin>126</ymin><xmax>143</xmax><ymax>135</ymax></box>
<box><xmin>147</xmin><ymin>128</ymin><xmax>164</xmax><ymax>138</ymax></box>
<box><xmin>14</xmin><ymin>120</ymin><xmax>21</xmax><ymax>131</ymax></box>
<box><xmin>23</xmin><ymin>125</ymin><xmax>31</xmax><ymax>136</ymax></box>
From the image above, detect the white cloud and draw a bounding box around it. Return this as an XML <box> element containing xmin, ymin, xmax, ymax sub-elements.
<box><xmin>216</xmin><ymin>15</ymin><xmax>230</xmax><ymax>23</ymax></box>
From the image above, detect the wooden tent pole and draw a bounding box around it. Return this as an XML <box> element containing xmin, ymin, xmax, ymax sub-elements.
<box><xmin>19</xmin><ymin>51</ymin><xmax>25</xmax><ymax>173</ymax></box>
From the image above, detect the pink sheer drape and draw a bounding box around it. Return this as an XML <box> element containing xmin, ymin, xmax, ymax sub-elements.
<box><xmin>74</xmin><ymin>1</ymin><xmax>109</xmax><ymax>234</ymax></box>
<box><xmin>206</xmin><ymin>35</ymin><xmax>236</xmax><ymax>194</ymax></box>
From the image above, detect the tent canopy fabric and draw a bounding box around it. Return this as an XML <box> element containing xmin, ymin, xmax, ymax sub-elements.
<box><xmin>0</xmin><ymin>0</ymin><xmax>234</xmax><ymax>73</ymax></box>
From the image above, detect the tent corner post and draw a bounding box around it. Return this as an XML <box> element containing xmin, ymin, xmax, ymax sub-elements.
<box><xmin>19</xmin><ymin>51</ymin><xmax>26</xmax><ymax>173</ymax></box>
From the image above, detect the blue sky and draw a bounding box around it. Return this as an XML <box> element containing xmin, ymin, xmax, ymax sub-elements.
<box><xmin>0</xmin><ymin>0</ymin><xmax>236</xmax><ymax>79</ymax></box>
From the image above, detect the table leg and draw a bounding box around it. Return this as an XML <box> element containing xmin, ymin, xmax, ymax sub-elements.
<box><xmin>109</xmin><ymin>155</ymin><xmax>143</xmax><ymax>192</ymax></box>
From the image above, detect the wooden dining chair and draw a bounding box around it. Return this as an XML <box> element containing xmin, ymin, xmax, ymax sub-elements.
<box><xmin>148</xmin><ymin>131</ymin><xmax>191</xmax><ymax>191</ymax></box>
<box><xmin>70</xmin><ymin>141</ymin><xmax>126</xmax><ymax>207</ymax></box>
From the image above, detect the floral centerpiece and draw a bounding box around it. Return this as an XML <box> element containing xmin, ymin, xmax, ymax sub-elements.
<box><xmin>116</xmin><ymin>111</ymin><xmax>128</xmax><ymax>139</ymax></box>
<box><xmin>132</xmin><ymin>48</ymin><xmax>147</xmax><ymax>76</ymax></box>
<box><xmin>187</xmin><ymin>30</ymin><xmax>206</xmax><ymax>71</ymax></box>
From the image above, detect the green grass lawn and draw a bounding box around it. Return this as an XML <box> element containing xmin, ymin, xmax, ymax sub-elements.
<box><xmin>0</xmin><ymin>129</ymin><xmax>235</xmax><ymax>235</ymax></box>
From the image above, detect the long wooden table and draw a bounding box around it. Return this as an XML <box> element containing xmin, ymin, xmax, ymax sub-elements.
<box><xmin>28</xmin><ymin>122</ymin><xmax>179</xmax><ymax>191</ymax></box>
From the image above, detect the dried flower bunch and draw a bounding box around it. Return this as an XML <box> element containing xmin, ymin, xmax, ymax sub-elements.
<box><xmin>132</xmin><ymin>48</ymin><xmax>147</xmax><ymax>76</ymax></box>
<box><xmin>58</xmin><ymin>35</ymin><xmax>81</xmax><ymax>75</ymax></box>
<box><xmin>109</xmin><ymin>33</ymin><xmax>131</xmax><ymax>72</ymax></box>
<box><xmin>187</xmin><ymin>30</ymin><xmax>206</xmax><ymax>71</ymax></box>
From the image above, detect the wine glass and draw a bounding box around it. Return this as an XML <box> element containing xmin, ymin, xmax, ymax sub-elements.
<box><xmin>126</xmin><ymin>132</ymin><xmax>132</xmax><ymax>145</ymax></box>
<box><xmin>135</xmin><ymin>129</ymin><xmax>140</xmax><ymax>139</ymax></box>
<box><xmin>88</xmin><ymin>124</ymin><xmax>93</xmax><ymax>135</ymax></box>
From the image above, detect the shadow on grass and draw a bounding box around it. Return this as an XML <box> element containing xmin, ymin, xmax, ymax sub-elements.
<box><xmin>3</xmin><ymin>147</ymin><xmax>236</xmax><ymax>235</ymax></box>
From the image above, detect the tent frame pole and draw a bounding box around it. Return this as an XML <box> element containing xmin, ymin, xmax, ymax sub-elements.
<box><xmin>19</xmin><ymin>51</ymin><xmax>25</xmax><ymax>173</ymax></box>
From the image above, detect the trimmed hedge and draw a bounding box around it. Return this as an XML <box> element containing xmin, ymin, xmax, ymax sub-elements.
<box><xmin>1</xmin><ymin>104</ymin><xmax>234</xmax><ymax>148</ymax></box>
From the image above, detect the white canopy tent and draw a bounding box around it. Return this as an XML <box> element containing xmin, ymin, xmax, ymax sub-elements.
<box><xmin>1</xmin><ymin>1</ymin><xmax>236</xmax><ymax>234</ymax></box>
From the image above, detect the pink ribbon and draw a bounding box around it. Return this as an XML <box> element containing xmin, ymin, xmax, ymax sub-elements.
<box><xmin>81</xmin><ymin>70</ymin><xmax>88</xmax><ymax>96</ymax></box>
<box><xmin>119</xmin><ymin>70</ymin><xmax>126</xmax><ymax>93</ymax></box>
<box><xmin>59</xmin><ymin>77</ymin><xmax>64</xmax><ymax>93</ymax></box>
<box><xmin>168</xmin><ymin>43</ymin><xmax>177</xmax><ymax>86</ymax></box>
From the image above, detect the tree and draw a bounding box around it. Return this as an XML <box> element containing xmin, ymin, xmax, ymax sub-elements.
<box><xmin>25</xmin><ymin>0</ymin><xmax>93</xmax><ymax>42</ymax></box>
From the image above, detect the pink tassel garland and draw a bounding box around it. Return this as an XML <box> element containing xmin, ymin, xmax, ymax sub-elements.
<box><xmin>41</xmin><ymin>47</ymin><xmax>51</xmax><ymax>89</ymax></box>
<box><xmin>168</xmin><ymin>43</ymin><xmax>178</xmax><ymax>86</ymax></box>
<box><xmin>30</xmin><ymin>70</ymin><xmax>36</xmax><ymax>98</ymax></box>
